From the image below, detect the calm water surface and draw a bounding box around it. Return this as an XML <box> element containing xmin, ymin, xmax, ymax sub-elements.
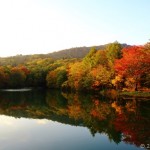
<box><xmin>0</xmin><ymin>89</ymin><xmax>149</xmax><ymax>150</ymax></box>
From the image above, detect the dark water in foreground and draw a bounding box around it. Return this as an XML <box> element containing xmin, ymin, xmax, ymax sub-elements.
<box><xmin>0</xmin><ymin>89</ymin><xmax>149</xmax><ymax>150</ymax></box>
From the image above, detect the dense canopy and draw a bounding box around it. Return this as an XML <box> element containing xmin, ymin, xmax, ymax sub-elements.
<box><xmin>0</xmin><ymin>42</ymin><xmax>149</xmax><ymax>91</ymax></box>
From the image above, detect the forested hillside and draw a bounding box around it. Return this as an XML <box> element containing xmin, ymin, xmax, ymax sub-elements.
<box><xmin>0</xmin><ymin>43</ymin><xmax>128</xmax><ymax>66</ymax></box>
<box><xmin>0</xmin><ymin>42</ymin><xmax>149</xmax><ymax>91</ymax></box>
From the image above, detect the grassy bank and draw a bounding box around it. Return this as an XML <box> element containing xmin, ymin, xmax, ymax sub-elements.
<box><xmin>99</xmin><ymin>89</ymin><xmax>150</xmax><ymax>101</ymax></box>
<box><xmin>119</xmin><ymin>91</ymin><xmax>150</xmax><ymax>97</ymax></box>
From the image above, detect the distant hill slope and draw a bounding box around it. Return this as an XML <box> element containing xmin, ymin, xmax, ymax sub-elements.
<box><xmin>47</xmin><ymin>43</ymin><xmax>129</xmax><ymax>59</ymax></box>
<box><xmin>47</xmin><ymin>45</ymin><xmax>106</xmax><ymax>59</ymax></box>
<box><xmin>0</xmin><ymin>43</ymin><xmax>128</xmax><ymax>66</ymax></box>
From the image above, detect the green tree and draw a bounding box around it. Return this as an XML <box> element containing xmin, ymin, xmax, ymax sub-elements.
<box><xmin>94</xmin><ymin>50</ymin><xmax>108</xmax><ymax>67</ymax></box>
<box><xmin>46</xmin><ymin>66</ymin><xmax>67</xmax><ymax>88</ymax></box>
<box><xmin>106</xmin><ymin>42</ymin><xmax>123</xmax><ymax>63</ymax></box>
<box><xmin>56</xmin><ymin>69</ymin><xmax>67</xmax><ymax>88</ymax></box>
<box><xmin>83</xmin><ymin>47</ymin><xmax>97</xmax><ymax>68</ymax></box>
<box><xmin>46</xmin><ymin>70</ymin><xmax>57</xmax><ymax>88</ymax></box>
<box><xmin>91</xmin><ymin>65</ymin><xmax>112</xmax><ymax>90</ymax></box>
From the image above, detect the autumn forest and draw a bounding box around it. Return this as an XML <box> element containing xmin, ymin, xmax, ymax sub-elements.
<box><xmin>0</xmin><ymin>41</ymin><xmax>150</xmax><ymax>92</ymax></box>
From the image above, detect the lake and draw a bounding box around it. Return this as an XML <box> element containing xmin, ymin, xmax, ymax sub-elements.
<box><xmin>0</xmin><ymin>89</ymin><xmax>149</xmax><ymax>150</ymax></box>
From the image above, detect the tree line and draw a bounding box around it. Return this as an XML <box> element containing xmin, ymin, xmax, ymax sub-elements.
<box><xmin>0</xmin><ymin>41</ymin><xmax>149</xmax><ymax>91</ymax></box>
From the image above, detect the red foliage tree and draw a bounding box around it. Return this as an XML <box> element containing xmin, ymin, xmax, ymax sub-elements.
<box><xmin>115</xmin><ymin>46</ymin><xmax>150</xmax><ymax>91</ymax></box>
<box><xmin>113</xmin><ymin>113</ymin><xmax>150</xmax><ymax>147</ymax></box>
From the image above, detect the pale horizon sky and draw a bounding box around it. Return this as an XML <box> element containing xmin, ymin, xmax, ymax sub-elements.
<box><xmin>0</xmin><ymin>0</ymin><xmax>150</xmax><ymax>57</ymax></box>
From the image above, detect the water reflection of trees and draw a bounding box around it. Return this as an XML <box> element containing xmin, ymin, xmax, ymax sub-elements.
<box><xmin>112</xmin><ymin>99</ymin><xmax>150</xmax><ymax>147</ymax></box>
<box><xmin>0</xmin><ymin>90</ymin><xmax>149</xmax><ymax>148</ymax></box>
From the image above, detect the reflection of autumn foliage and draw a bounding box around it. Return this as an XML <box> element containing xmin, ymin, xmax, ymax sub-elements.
<box><xmin>68</xmin><ymin>105</ymin><xmax>82</xmax><ymax>120</ymax></box>
<box><xmin>10</xmin><ymin>105</ymin><xmax>27</xmax><ymax>110</ymax></box>
<box><xmin>0</xmin><ymin>90</ymin><xmax>149</xmax><ymax>148</ymax></box>
<box><xmin>113</xmin><ymin>110</ymin><xmax>150</xmax><ymax>147</ymax></box>
<box><xmin>112</xmin><ymin>99</ymin><xmax>137</xmax><ymax>114</ymax></box>
<box><xmin>112</xmin><ymin>99</ymin><xmax>150</xmax><ymax>147</ymax></box>
<box><xmin>67</xmin><ymin>95</ymin><xmax>83</xmax><ymax>120</ymax></box>
<box><xmin>111</xmin><ymin>102</ymin><xmax>123</xmax><ymax>114</ymax></box>
<box><xmin>90</xmin><ymin>99</ymin><xmax>112</xmax><ymax>121</ymax></box>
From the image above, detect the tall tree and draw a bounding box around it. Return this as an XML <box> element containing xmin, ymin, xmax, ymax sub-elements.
<box><xmin>83</xmin><ymin>47</ymin><xmax>97</xmax><ymax>68</ymax></box>
<box><xmin>106</xmin><ymin>42</ymin><xmax>123</xmax><ymax>63</ymax></box>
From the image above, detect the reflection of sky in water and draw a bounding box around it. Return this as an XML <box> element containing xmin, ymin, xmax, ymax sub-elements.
<box><xmin>0</xmin><ymin>115</ymin><xmax>140</xmax><ymax>150</ymax></box>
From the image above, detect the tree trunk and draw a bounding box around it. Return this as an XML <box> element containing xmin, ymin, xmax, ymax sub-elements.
<box><xmin>135</xmin><ymin>82</ymin><xmax>138</xmax><ymax>91</ymax></box>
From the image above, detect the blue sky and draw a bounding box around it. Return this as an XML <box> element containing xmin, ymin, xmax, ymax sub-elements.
<box><xmin>0</xmin><ymin>0</ymin><xmax>150</xmax><ymax>57</ymax></box>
